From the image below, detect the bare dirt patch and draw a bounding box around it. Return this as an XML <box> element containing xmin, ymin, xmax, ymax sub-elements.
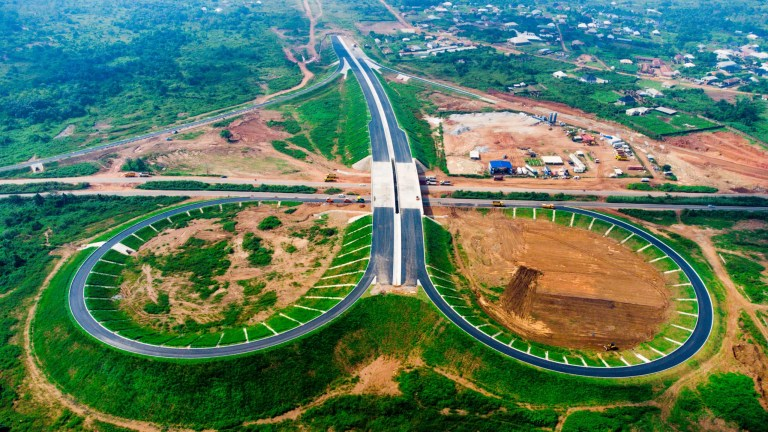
<box><xmin>442</xmin><ymin>209</ymin><xmax>670</xmax><ymax>350</ymax></box>
<box><xmin>352</xmin><ymin>356</ymin><xmax>402</xmax><ymax>396</ymax></box>
<box><xmin>54</xmin><ymin>125</ymin><xmax>75</xmax><ymax>140</ymax></box>
<box><xmin>663</xmin><ymin>131</ymin><xmax>768</xmax><ymax>189</ymax></box>
<box><xmin>120</xmin><ymin>204</ymin><xmax>361</xmax><ymax>330</ymax></box>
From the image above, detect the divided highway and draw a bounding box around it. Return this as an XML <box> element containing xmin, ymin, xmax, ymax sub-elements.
<box><xmin>66</xmin><ymin>36</ymin><xmax>714</xmax><ymax>375</ymax></box>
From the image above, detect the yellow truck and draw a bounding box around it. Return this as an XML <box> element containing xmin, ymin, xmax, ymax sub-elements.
<box><xmin>492</xmin><ymin>201</ymin><xmax>505</xmax><ymax>207</ymax></box>
<box><xmin>541</xmin><ymin>203</ymin><xmax>555</xmax><ymax>209</ymax></box>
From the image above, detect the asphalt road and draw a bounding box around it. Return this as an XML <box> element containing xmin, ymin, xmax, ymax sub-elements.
<box><xmin>417</xmin><ymin>206</ymin><xmax>714</xmax><ymax>378</ymax></box>
<box><xmin>69</xmin><ymin>197</ymin><xmax>380</xmax><ymax>358</ymax></box>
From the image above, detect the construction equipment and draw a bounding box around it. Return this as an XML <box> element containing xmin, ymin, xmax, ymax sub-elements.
<box><xmin>603</xmin><ymin>342</ymin><xmax>619</xmax><ymax>351</ymax></box>
<box><xmin>492</xmin><ymin>201</ymin><xmax>505</xmax><ymax>207</ymax></box>
<box><xmin>324</xmin><ymin>175</ymin><xmax>337</xmax><ymax>182</ymax></box>
<box><xmin>356</xmin><ymin>196</ymin><xmax>364</xmax><ymax>203</ymax></box>
<box><xmin>615</xmin><ymin>154</ymin><xmax>628</xmax><ymax>161</ymax></box>
<box><xmin>541</xmin><ymin>204</ymin><xmax>555</xmax><ymax>209</ymax></box>
<box><xmin>124</xmin><ymin>172</ymin><xmax>137</xmax><ymax>178</ymax></box>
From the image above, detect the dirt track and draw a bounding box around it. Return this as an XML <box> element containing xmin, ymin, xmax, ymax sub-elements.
<box><xmin>442</xmin><ymin>209</ymin><xmax>669</xmax><ymax>350</ymax></box>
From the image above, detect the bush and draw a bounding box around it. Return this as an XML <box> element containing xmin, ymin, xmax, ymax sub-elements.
<box><xmin>143</xmin><ymin>293</ymin><xmax>170</xmax><ymax>314</ymax></box>
<box><xmin>258</xmin><ymin>216</ymin><xmax>282</xmax><ymax>231</ymax></box>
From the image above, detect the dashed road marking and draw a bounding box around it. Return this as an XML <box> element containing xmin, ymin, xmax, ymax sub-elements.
<box><xmin>312</xmin><ymin>283</ymin><xmax>356</xmax><ymax>289</ymax></box>
<box><xmin>305</xmin><ymin>296</ymin><xmax>344</xmax><ymax>300</ymax></box>
<box><xmin>588</xmin><ymin>218</ymin><xmax>596</xmax><ymax>230</ymax></box>
<box><xmin>149</xmin><ymin>225</ymin><xmax>159</xmax><ymax>233</ymax></box>
<box><xmin>620</xmin><ymin>356</ymin><xmax>631</xmax><ymax>366</ymax></box>
<box><xmin>664</xmin><ymin>268</ymin><xmax>681</xmax><ymax>274</ymax></box>
<box><xmin>569</xmin><ymin>213</ymin><xmax>575</xmax><ymax>227</ymax></box>
<box><xmin>676</xmin><ymin>298</ymin><xmax>697</xmax><ymax>302</ymax></box>
<box><xmin>131</xmin><ymin>233</ymin><xmax>145</xmax><ymax>242</ymax></box>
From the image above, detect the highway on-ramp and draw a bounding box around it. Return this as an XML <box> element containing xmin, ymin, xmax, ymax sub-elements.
<box><xmin>66</xmin><ymin>36</ymin><xmax>714</xmax><ymax>374</ymax></box>
<box><xmin>69</xmin><ymin>197</ymin><xmax>380</xmax><ymax>358</ymax></box>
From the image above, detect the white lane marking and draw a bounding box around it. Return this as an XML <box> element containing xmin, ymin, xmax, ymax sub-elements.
<box><xmin>545</xmin><ymin>351</ymin><xmax>549</xmax><ymax>360</ymax></box>
<box><xmin>508</xmin><ymin>338</ymin><xmax>516</xmax><ymax>347</ymax></box>
<box><xmin>476</xmin><ymin>323</ymin><xmax>489</xmax><ymax>329</ymax></box>
<box><xmin>186</xmin><ymin>211</ymin><xmax>191</xmax><ymax>217</ymax></box>
<box><xmin>588</xmin><ymin>218</ymin><xmax>596</xmax><ymax>230</ymax></box>
<box><xmin>620</xmin><ymin>356</ymin><xmax>631</xmax><ymax>366</ymax></box>
<box><xmin>199</xmin><ymin>208</ymin><xmax>204</xmax><ymax>214</ymax></box>
<box><xmin>569</xmin><ymin>212</ymin><xmax>575</xmax><ymax>227</ymax></box>
<box><xmin>564</xmin><ymin>356</ymin><xmax>569</xmax><ymax>365</ymax></box>
<box><xmin>673</xmin><ymin>283</ymin><xmax>693</xmax><ymax>287</ymax></box>
<box><xmin>526</xmin><ymin>345</ymin><xmax>531</xmax><ymax>354</ymax></box>
<box><xmin>621</xmin><ymin>233</ymin><xmax>634</xmax><ymax>244</ymax></box>
<box><xmin>433</xmin><ymin>284</ymin><xmax>458</xmax><ymax>292</ymax></box>
<box><xmin>244</xmin><ymin>328</ymin><xmax>249</xmax><ymax>343</ymax></box>
<box><xmin>664</xmin><ymin>268</ymin><xmax>681</xmax><ymax>274</ymax></box>
<box><xmin>672</xmin><ymin>324</ymin><xmax>694</xmax><ymax>332</ymax></box>
<box><xmin>552</xmin><ymin>210</ymin><xmax>556</xmax><ymax>222</ymax></box>
<box><xmin>99</xmin><ymin>260</ymin><xmax>125</xmax><ymax>266</ymax></box>
<box><xmin>665</xmin><ymin>337</ymin><xmax>684</xmax><ymax>346</ymax></box>
<box><xmin>85</xmin><ymin>284</ymin><xmax>118</xmax><ymax>289</ymax></box>
<box><xmin>131</xmin><ymin>233</ymin><xmax>145</xmax><ymax>242</ymax></box>
<box><xmin>216</xmin><ymin>333</ymin><xmax>224</xmax><ymax>347</ymax></box>
<box><xmin>533</xmin><ymin>208</ymin><xmax>537</xmax><ymax>220</ymax></box>
<box><xmin>219</xmin><ymin>204</ymin><xmax>223</xmax><ymax>212</ymax></box>
<box><xmin>166</xmin><ymin>217</ymin><xmax>173</xmax><ymax>223</ymax></box>
<box><xmin>579</xmin><ymin>356</ymin><xmax>587</xmax><ymax>366</ymax></box>
<box><xmin>676</xmin><ymin>298</ymin><xmax>697</xmax><ymax>302</ymax></box>
<box><xmin>430</xmin><ymin>274</ymin><xmax>455</xmax><ymax>286</ymax></box>
<box><xmin>492</xmin><ymin>331</ymin><xmax>502</xmax><ymax>338</ymax></box>
<box><xmin>305</xmin><ymin>296</ymin><xmax>344</xmax><ymax>300</ymax></box>
<box><xmin>149</xmin><ymin>225</ymin><xmax>159</xmax><ymax>233</ymax></box>
<box><xmin>513</xmin><ymin>207</ymin><xmax>517</xmax><ymax>218</ymax></box>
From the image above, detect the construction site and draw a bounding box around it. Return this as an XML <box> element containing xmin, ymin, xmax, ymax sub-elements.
<box><xmin>438</xmin><ymin>111</ymin><xmax>651</xmax><ymax>181</ymax></box>
<box><xmin>437</xmin><ymin>208</ymin><xmax>671</xmax><ymax>350</ymax></box>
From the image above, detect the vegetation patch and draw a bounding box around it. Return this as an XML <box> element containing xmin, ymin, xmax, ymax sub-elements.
<box><xmin>137</xmin><ymin>180</ymin><xmax>316</xmax><ymax>194</ymax></box>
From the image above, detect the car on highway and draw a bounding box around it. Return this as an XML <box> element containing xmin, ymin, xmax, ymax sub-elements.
<box><xmin>492</xmin><ymin>200</ymin><xmax>505</xmax><ymax>207</ymax></box>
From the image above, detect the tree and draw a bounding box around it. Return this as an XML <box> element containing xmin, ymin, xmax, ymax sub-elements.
<box><xmin>219</xmin><ymin>129</ymin><xmax>232</xmax><ymax>142</ymax></box>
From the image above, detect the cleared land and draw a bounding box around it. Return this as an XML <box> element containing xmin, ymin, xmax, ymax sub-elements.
<box><xmin>440</xmin><ymin>208</ymin><xmax>670</xmax><ymax>350</ymax></box>
<box><xmin>99</xmin><ymin>203</ymin><xmax>372</xmax><ymax>342</ymax></box>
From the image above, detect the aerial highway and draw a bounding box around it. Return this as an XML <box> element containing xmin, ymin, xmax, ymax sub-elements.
<box><xmin>65</xmin><ymin>36</ymin><xmax>715</xmax><ymax>376</ymax></box>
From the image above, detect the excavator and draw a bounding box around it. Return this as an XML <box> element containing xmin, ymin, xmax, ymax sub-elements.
<box><xmin>603</xmin><ymin>342</ymin><xmax>619</xmax><ymax>351</ymax></box>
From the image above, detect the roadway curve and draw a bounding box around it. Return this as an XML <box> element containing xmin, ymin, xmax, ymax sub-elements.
<box><xmin>417</xmin><ymin>206</ymin><xmax>714</xmax><ymax>378</ymax></box>
<box><xmin>68</xmin><ymin>197</ymin><xmax>379</xmax><ymax>358</ymax></box>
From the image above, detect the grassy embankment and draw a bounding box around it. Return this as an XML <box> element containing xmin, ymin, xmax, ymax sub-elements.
<box><xmin>82</xmin><ymin>206</ymin><xmax>373</xmax><ymax>347</ymax></box>
<box><xmin>270</xmin><ymin>75</ymin><xmax>371</xmax><ymax>166</ymax></box>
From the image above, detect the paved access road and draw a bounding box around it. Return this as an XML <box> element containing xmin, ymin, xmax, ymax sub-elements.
<box><xmin>69</xmin><ymin>197</ymin><xmax>380</xmax><ymax>358</ymax></box>
<box><xmin>417</xmin><ymin>206</ymin><xmax>713</xmax><ymax>378</ymax></box>
<box><xmin>0</xmin><ymin>67</ymin><xmax>343</xmax><ymax>174</ymax></box>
